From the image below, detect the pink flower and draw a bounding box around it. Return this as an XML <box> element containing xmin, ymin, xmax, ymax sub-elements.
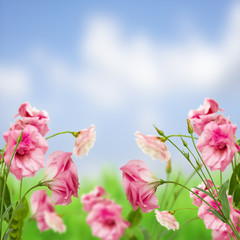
<box><xmin>31</xmin><ymin>190</ymin><xmax>66</xmax><ymax>233</ymax></box>
<box><xmin>73</xmin><ymin>125</ymin><xmax>96</xmax><ymax>158</ymax></box>
<box><xmin>188</xmin><ymin>98</ymin><xmax>222</xmax><ymax>135</ymax></box>
<box><xmin>87</xmin><ymin>200</ymin><xmax>130</xmax><ymax>240</ymax></box>
<box><xmin>135</xmin><ymin>131</ymin><xmax>171</xmax><ymax>162</ymax></box>
<box><xmin>198</xmin><ymin>195</ymin><xmax>240</xmax><ymax>237</ymax></box>
<box><xmin>12</xmin><ymin>102</ymin><xmax>50</xmax><ymax>136</ymax></box>
<box><xmin>155</xmin><ymin>210</ymin><xmax>179</xmax><ymax>231</ymax></box>
<box><xmin>197</xmin><ymin>121</ymin><xmax>240</xmax><ymax>171</ymax></box>
<box><xmin>44</xmin><ymin>211</ymin><xmax>66</xmax><ymax>233</ymax></box>
<box><xmin>212</xmin><ymin>230</ymin><xmax>231</xmax><ymax>240</ymax></box>
<box><xmin>3</xmin><ymin>125</ymin><xmax>48</xmax><ymax>180</ymax></box>
<box><xmin>43</xmin><ymin>151</ymin><xmax>79</xmax><ymax>205</ymax></box>
<box><xmin>190</xmin><ymin>179</ymin><xmax>216</xmax><ymax>207</ymax></box>
<box><xmin>81</xmin><ymin>186</ymin><xmax>106</xmax><ymax>212</ymax></box>
<box><xmin>120</xmin><ymin>160</ymin><xmax>160</xmax><ymax>213</ymax></box>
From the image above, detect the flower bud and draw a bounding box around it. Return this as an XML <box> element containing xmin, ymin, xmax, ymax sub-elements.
<box><xmin>166</xmin><ymin>159</ymin><xmax>172</xmax><ymax>174</ymax></box>
<box><xmin>154</xmin><ymin>126</ymin><xmax>164</xmax><ymax>136</ymax></box>
<box><xmin>187</xmin><ymin>119</ymin><xmax>193</xmax><ymax>134</ymax></box>
<box><xmin>181</xmin><ymin>138</ymin><xmax>188</xmax><ymax>147</ymax></box>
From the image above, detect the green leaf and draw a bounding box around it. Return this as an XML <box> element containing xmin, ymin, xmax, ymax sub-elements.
<box><xmin>219</xmin><ymin>180</ymin><xmax>230</xmax><ymax>218</ymax></box>
<box><xmin>207</xmin><ymin>209</ymin><xmax>227</xmax><ymax>223</ymax></box>
<box><xmin>13</xmin><ymin>197</ymin><xmax>29</xmax><ymax>221</ymax></box>
<box><xmin>233</xmin><ymin>185</ymin><xmax>240</xmax><ymax>209</ymax></box>
<box><xmin>229</xmin><ymin>172</ymin><xmax>238</xmax><ymax>195</ymax></box>
<box><xmin>127</xmin><ymin>208</ymin><xmax>142</xmax><ymax>228</ymax></box>
<box><xmin>193</xmin><ymin>187</ymin><xmax>213</xmax><ymax>198</ymax></box>
<box><xmin>2</xmin><ymin>202</ymin><xmax>16</xmax><ymax>222</ymax></box>
<box><xmin>229</xmin><ymin>163</ymin><xmax>240</xmax><ymax>195</ymax></box>
<box><xmin>139</xmin><ymin>226</ymin><xmax>152</xmax><ymax>240</ymax></box>
<box><xmin>3</xmin><ymin>228</ymin><xmax>13</xmax><ymax>240</ymax></box>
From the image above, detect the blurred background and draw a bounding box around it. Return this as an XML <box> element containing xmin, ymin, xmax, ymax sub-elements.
<box><xmin>0</xmin><ymin>0</ymin><xmax>240</xmax><ymax>180</ymax></box>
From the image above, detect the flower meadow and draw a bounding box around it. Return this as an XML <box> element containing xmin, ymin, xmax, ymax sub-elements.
<box><xmin>0</xmin><ymin>99</ymin><xmax>240</xmax><ymax>240</ymax></box>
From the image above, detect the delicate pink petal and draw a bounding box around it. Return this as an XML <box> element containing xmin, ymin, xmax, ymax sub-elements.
<box><xmin>120</xmin><ymin>160</ymin><xmax>159</xmax><ymax>213</ymax></box>
<box><xmin>73</xmin><ymin>125</ymin><xmax>96</xmax><ymax>158</ymax></box>
<box><xmin>135</xmin><ymin>131</ymin><xmax>171</xmax><ymax>162</ymax></box>
<box><xmin>155</xmin><ymin>210</ymin><xmax>179</xmax><ymax>231</ymax></box>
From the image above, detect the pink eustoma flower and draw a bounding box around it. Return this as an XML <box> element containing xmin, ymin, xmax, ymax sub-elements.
<box><xmin>31</xmin><ymin>190</ymin><xmax>66</xmax><ymax>233</ymax></box>
<box><xmin>73</xmin><ymin>125</ymin><xmax>96</xmax><ymax>158</ymax></box>
<box><xmin>12</xmin><ymin>102</ymin><xmax>50</xmax><ymax>136</ymax></box>
<box><xmin>155</xmin><ymin>210</ymin><xmax>179</xmax><ymax>231</ymax></box>
<box><xmin>212</xmin><ymin>230</ymin><xmax>231</xmax><ymax>240</ymax></box>
<box><xmin>44</xmin><ymin>211</ymin><xmax>66</xmax><ymax>233</ymax></box>
<box><xmin>197</xmin><ymin>121</ymin><xmax>240</xmax><ymax>172</ymax></box>
<box><xmin>3</xmin><ymin>125</ymin><xmax>48</xmax><ymax>180</ymax></box>
<box><xmin>87</xmin><ymin>200</ymin><xmax>130</xmax><ymax>240</ymax></box>
<box><xmin>81</xmin><ymin>186</ymin><xmax>106</xmax><ymax>212</ymax></box>
<box><xmin>43</xmin><ymin>151</ymin><xmax>79</xmax><ymax>205</ymax></box>
<box><xmin>188</xmin><ymin>98</ymin><xmax>222</xmax><ymax>135</ymax></box>
<box><xmin>190</xmin><ymin>179</ymin><xmax>216</xmax><ymax>207</ymax></box>
<box><xmin>198</xmin><ymin>195</ymin><xmax>240</xmax><ymax>238</ymax></box>
<box><xmin>120</xmin><ymin>160</ymin><xmax>160</xmax><ymax>213</ymax></box>
<box><xmin>135</xmin><ymin>131</ymin><xmax>171</xmax><ymax>162</ymax></box>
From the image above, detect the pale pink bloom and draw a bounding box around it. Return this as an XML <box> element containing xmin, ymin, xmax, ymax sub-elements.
<box><xmin>3</xmin><ymin>125</ymin><xmax>48</xmax><ymax>180</ymax></box>
<box><xmin>188</xmin><ymin>98</ymin><xmax>222</xmax><ymax>135</ymax></box>
<box><xmin>43</xmin><ymin>151</ymin><xmax>79</xmax><ymax>205</ymax></box>
<box><xmin>44</xmin><ymin>211</ymin><xmax>66</xmax><ymax>233</ymax></box>
<box><xmin>12</xmin><ymin>102</ymin><xmax>49</xmax><ymax>136</ymax></box>
<box><xmin>190</xmin><ymin>179</ymin><xmax>216</xmax><ymax>207</ymax></box>
<box><xmin>135</xmin><ymin>131</ymin><xmax>171</xmax><ymax>162</ymax></box>
<box><xmin>215</xmin><ymin>114</ymin><xmax>231</xmax><ymax>125</ymax></box>
<box><xmin>87</xmin><ymin>200</ymin><xmax>130</xmax><ymax>240</ymax></box>
<box><xmin>155</xmin><ymin>210</ymin><xmax>179</xmax><ymax>231</ymax></box>
<box><xmin>73</xmin><ymin>125</ymin><xmax>96</xmax><ymax>158</ymax></box>
<box><xmin>30</xmin><ymin>190</ymin><xmax>55</xmax><ymax>232</ymax></box>
<box><xmin>212</xmin><ymin>230</ymin><xmax>231</xmax><ymax>240</ymax></box>
<box><xmin>81</xmin><ymin>186</ymin><xmax>106</xmax><ymax>212</ymax></box>
<box><xmin>120</xmin><ymin>160</ymin><xmax>160</xmax><ymax>213</ymax></box>
<box><xmin>197</xmin><ymin>121</ymin><xmax>240</xmax><ymax>171</ymax></box>
<box><xmin>198</xmin><ymin>195</ymin><xmax>240</xmax><ymax>236</ymax></box>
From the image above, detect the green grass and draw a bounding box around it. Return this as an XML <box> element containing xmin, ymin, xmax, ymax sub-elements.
<box><xmin>4</xmin><ymin>168</ymin><xmax>212</xmax><ymax>240</ymax></box>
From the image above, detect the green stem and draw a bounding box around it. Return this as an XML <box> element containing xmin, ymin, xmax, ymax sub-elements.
<box><xmin>166</xmin><ymin>134</ymin><xmax>198</xmax><ymax>140</ymax></box>
<box><xmin>165</xmin><ymin>172</ymin><xmax>182</xmax><ymax>210</ymax></box>
<box><xmin>3</xmin><ymin>180</ymin><xmax>49</xmax><ymax>237</ymax></box>
<box><xmin>45</xmin><ymin>131</ymin><xmax>75</xmax><ymax>140</ymax></box>
<box><xmin>0</xmin><ymin>131</ymin><xmax>22</xmax><ymax>239</ymax></box>
<box><xmin>186</xmin><ymin>145</ymin><xmax>218</xmax><ymax>200</ymax></box>
<box><xmin>228</xmin><ymin>218</ymin><xmax>240</xmax><ymax>240</ymax></box>
<box><xmin>19</xmin><ymin>179</ymin><xmax>23</xmax><ymax>200</ymax></box>
<box><xmin>160</xmin><ymin>173</ymin><xmax>170</xmax><ymax>209</ymax></box>
<box><xmin>190</xmin><ymin>133</ymin><xmax>219</xmax><ymax>194</ymax></box>
<box><xmin>162</xmin><ymin>180</ymin><xmax>219</xmax><ymax>212</ymax></box>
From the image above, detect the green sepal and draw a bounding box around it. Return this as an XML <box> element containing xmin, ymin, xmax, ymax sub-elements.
<box><xmin>127</xmin><ymin>207</ymin><xmax>142</xmax><ymax>228</ymax></box>
<box><xmin>219</xmin><ymin>180</ymin><xmax>230</xmax><ymax>219</ymax></box>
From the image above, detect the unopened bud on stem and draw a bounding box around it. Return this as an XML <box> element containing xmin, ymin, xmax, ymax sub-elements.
<box><xmin>154</xmin><ymin>125</ymin><xmax>164</xmax><ymax>136</ymax></box>
<box><xmin>166</xmin><ymin>159</ymin><xmax>172</xmax><ymax>174</ymax></box>
<box><xmin>187</xmin><ymin>119</ymin><xmax>193</xmax><ymax>134</ymax></box>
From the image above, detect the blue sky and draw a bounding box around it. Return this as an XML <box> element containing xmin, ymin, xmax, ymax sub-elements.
<box><xmin>0</xmin><ymin>0</ymin><xmax>240</xmax><ymax>180</ymax></box>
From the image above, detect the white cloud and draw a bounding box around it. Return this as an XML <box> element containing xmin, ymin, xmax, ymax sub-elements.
<box><xmin>0</xmin><ymin>65</ymin><xmax>30</xmax><ymax>98</ymax></box>
<box><xmin>77</xmin><ymin>3</ymin><xmax>240</xmax><ymax>107</ymax></box>
<box><xmin>22</xmin><ymin>2</ymin><xmax>240</xmax><ymax>109</ymax></box>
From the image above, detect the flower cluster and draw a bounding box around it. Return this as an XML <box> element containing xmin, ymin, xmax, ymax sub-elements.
<box><xmin>189</xmin><ymin>98</ymin><xmax>240</xmax><ymax>172</ymax></box>
<box><xmin>119</xmin><ymin>98</ymin><xmax>240</xmax><ymax>240</ymax></box>
<box><xmin>0</xmin><ymin>102</ymin><xmax>96</xmax><ymax>238</ymax></box>
<box><xmin>81</xmin><ymin>186</ymin><xmax>130</xmax><ymax>240</ymax></box>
